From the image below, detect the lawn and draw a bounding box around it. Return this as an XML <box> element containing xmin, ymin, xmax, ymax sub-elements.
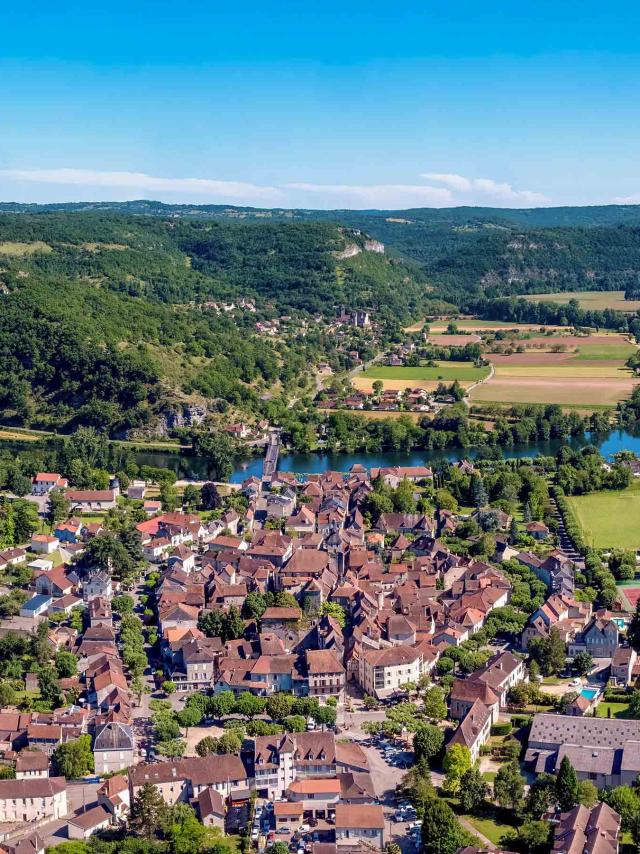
<box><xmin>526</xmin><ymin>290</ymin><xmax>640</xmax><ymax>312</ymax></box>
<box><xmin>361</xmin><ymin>362</ymin><xmax>490</xmax><ymax>382</ymax></box>
<box><xmin>566</xmin><ymin>481</ymin><xmax>640</xmax><ymax>550</ymax></box>
<box><xmin>595</xmin><ymin>702</ymin><xmax>631</xmax><ymax>719</ymax></box>
<box><xmin>463</xmin><ymin>811</ymin><xmax>515</xmax><ymax>846</ymax></box>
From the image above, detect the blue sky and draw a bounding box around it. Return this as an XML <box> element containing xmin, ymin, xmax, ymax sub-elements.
<box><xmin>2</xmin><ymin>1</ymin><xmax>640</xmax><ymax>209</ymax></box>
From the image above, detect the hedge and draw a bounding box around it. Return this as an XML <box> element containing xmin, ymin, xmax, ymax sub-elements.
<box><xmin>491</xmin><ymin>722</ymin><xmax>513</xmax><ymax>736</ymax></box>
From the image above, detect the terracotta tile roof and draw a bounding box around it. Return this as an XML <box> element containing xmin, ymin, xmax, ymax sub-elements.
<box><xmin>334</xmin><ymin>803</ymin><xmax>384</xmax><ymax>829</ymax></box>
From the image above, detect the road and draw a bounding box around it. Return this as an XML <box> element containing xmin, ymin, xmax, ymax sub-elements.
<box><xmin>463</xmin><ymin>362</ymin><xmax>495</xmax><ymax>408</ymax></box>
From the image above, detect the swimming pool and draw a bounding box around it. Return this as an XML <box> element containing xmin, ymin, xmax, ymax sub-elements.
<box><xmin>581</xmin><ymin>688</ymin><xmax>599</xmax><ymax>701</ymax></box>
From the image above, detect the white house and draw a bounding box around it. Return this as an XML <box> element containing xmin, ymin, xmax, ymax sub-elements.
<box><xmin>32</xmin><ymin>473</ymin><xmax>68</xmax><ymax>496</ymax></box>
<box><xmin>0</xmin><ymin>778</ymin><xmax>67</xmax><ymax>822</ymax></box>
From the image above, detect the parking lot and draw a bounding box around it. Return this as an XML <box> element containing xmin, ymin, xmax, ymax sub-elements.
<box><xmin>253</xmin><ymin>732</ymin><xmax>423</xmax><ymax>854</ymax></box>
<box><xmin>252</xmin><ymin>800</ymin><xmax>335</xmax><ymax>853</ymax></box>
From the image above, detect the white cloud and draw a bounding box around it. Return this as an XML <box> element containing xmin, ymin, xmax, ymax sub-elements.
<box><xmin>0</xmin><ymin>167</ymin><xmax>549</xmax><ymax>209</ymax></box>
<box><xmin>613</xmin><ymin>194</ymin><xmax>640</xmax><ymax>204</ymax></box>
<box><xmin>420</xmin><ymin>173</ymin><xmax>472</xmax><ymax>192</ymax></box>
<box><xmin>421</xmin><ymin>172</ymin><xmax>548</xmax><ymax>205</ymax></box>
<box><xmin>0</xmin><ymin>168</ymin><xmax>283</xmax><ymax>203</ymax></box>
<box><xmin>285</xmin><ymin>182</ymin><xmax>453</xmax><ymax>207</ymax></box>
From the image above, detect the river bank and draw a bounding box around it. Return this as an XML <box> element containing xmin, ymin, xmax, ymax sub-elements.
<box><xmin>3</xmin><ymin>428</ymin><xmax>640</xmax><ymax>484</ymax></box>
<box><xmin>135</xmin><ymin>428</ymin><xmax>640</xmax><ymax>483</ymax></box>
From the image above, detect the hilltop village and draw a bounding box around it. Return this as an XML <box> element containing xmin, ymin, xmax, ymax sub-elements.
<box><xmin>0</xmin><ymin>443</ymin><xmax>637</xmax><ymax>854</ymax></box>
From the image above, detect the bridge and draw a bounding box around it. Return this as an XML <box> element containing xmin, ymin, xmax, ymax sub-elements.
<box><xmin>262</xmin><ymin>431</ymin><xmax>280</xmax><ymax>486</ymax></box>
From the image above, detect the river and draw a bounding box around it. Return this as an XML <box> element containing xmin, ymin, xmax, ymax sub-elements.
<box><xmin>131</xmin><ymin>428</ymin><xmax>640</xmax><ymax>483</ymax></box>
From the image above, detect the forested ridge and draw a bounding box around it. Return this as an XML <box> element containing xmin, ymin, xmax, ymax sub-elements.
<box><xmin>4</xmin><ymin>203</ymin><xmax>640</xmax><ymax>436</ymax></box>
<box><xmin>0</xmin><ymin>213</ymin><xmax>430</xmax><ymax>434</ymax></box>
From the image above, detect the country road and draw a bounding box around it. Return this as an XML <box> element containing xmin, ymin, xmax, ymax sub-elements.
<box><xmin>463</xmin><ymin>363</ymin><xmax>495</xmax><ymax>408</ymax></box>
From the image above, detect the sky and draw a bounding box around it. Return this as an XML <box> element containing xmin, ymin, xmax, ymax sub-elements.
<box><xmin>2</xmin><ymin>1</ymin><xmax>640</xmax><ymax>210</ymax></box>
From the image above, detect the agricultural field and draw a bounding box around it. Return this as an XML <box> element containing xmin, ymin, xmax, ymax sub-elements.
<box><xmin>470</xmin><ymin>376</ymin><xmax>638</xmax><ymax>406</ymax></box>
<box><xmin>427</xmin><ymin>333</ymin><xmax>482</xmax><ymax>346</ymax></box>
<box><xmin>526</xmin><ymin>289</ymin><xmax>640</xmax><ymax>312</ymax></box>
<box><xmin>471</xmin><ymin>330</ymin><xmax>639</xmax><ymax>407</ymax></box>
<box><xmin>361</xmin><ymin>363</ymin><xmax>489</xmax><ymax>381</ymax></box>
<box><xmin>429</xmin><ymin>318</ymin><xmax>568</xmax><ymax>332</ymax></box>
<box><xmin>355</xmin><ymin>362</ymin><xmax>490</xmax><ymax>393</ymax></box>
<box><xmin>566</xmin><ymin>480</ymin><xmax>640</xmax><ymax>551</ymax></box>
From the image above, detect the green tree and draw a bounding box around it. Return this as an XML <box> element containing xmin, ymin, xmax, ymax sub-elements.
<box><xmin>162</xmin><ymin>681</ymin><xmax>176</xmax><ymax>695</ymax></box>
<box><xmin>48</xmin><ymin>490</ymin><xmax>70</xmax><ymax>525</ymax></box>
<box><xmin>130</xmin><ymin>782</ymin><xmax>167</xmax><ymax>839</ymax></box>
<box><xmin>210</xmin><ymin>690</ymin><xmax>236</xmax><ymax>719</ymax></box>
<box><xmin>525</xmin><ymin>773</ymin><xmax>557</xmax><ymax>819</ymax></box>
<box><xmin>421</xmin><ymin>797</ymin><xmax>468</xmax><ymax>854</ymax></box>
<box><xmin>112</xmin><ymin>594</ymin><xmax>135</xmax><ymax>615</ymax></box>
<box><xmin>504</xmin><ymin>820</ymin><xmax>551</xmax><ymax>854</ymax></box>
<box><xmin>242</xmin><ymin>591</ymin><xmax>267</xmax><ymax>620</ymax></box>
<box><xmin>52</xmin><ymin>735</ymin><xmax>94</xmax><ymax>778</ymax></box>
<box><xmin>413</xmin><ymin>724</ymin><xmax>445</xmax><ymax>764</ymax></box>
<box><xmin>400</xmin><ymin>760</ymin><xmax>435</xmax><ymax>811</ymax></box>
<box><xmin>198</xmin><ymin>610</ymin><xmax>224</xmax><ymax>638</ymax></box>
<box><xmin>459</xmin><ymin>765</ymin><xmax>489</xmax><ymax>815</ymax></box>
<box><xmin>529</xmin><ymin>626</ymin><xmax>566</xmax><ymax>676</ymax></box>
<box><xmin>271</xmin><ymin>843</ymin><xmax>289</xmax><ymax>854</ymax></box>
<box><xmin>0</xmin><ymin>681</ymin><xmax>16</xmax><ymax>707</ymax></box>
<box><xmin>38</xmin><ymin>665</ymin><xmax>63</xmax><ymax>709</ymax></box>
<box><xmin>321</xmin><ymin>601</ymin><xmax>346</xmax><ymax>627</ymax></box>
<box><xmin>157</xmin><ymin>738</ymin><xmax>186</xmax><ymax>759</ymax></box>
<box><xmin>628</xmin><ymin>601</ymin><xmax>640</xmax><ymax>653</ymax></box>
<box><xmin>423</xmin><ymin>686</ymin><xmax>447</xmax><ymax>721</ymax></box>
<box><xmin>195</xmin><ymin>736</ymin><xmax>218</xmax><ymax>757</ymax></box>
<box><xmin>556</xmin><ymin>755</ymin><xmax>580</xmax><ymax>812</ymax></box>
<box><xmin>266</xmin><ymin>693</ymin><xmax>296</xmax><ymax>722</ymax></box>
<box><xmin>573</xmin><ymin>651</ymin><xmax>593</xmax><ymax>676</ymax></box>
<box><xmin>182</xmin><ymin>484</ymin><xmax>201</xmax><ymax>510</ymax></box>
<box><xmin>578</xmin><ymin>779</ymin><xmax>598</xmax><ymax>808</ymax></box>
<box><xmin>313</xmin><ymin>705</ymin><xmax>337</xmax><ymax>729</ymax></box>
<box><xmin>602</xmin><ymin>785</ymin><xmax>640</xmax><ymax>830</ymax></box>
<box><xmin>222</xmin><ymin>606</ymin><xmax>246</xmax><ymax>641</ymax></box>
<box><xmin>274</xmin><ymin>591</ymin><xmax>298</xmax><ymax>609</ymax></box>
<box><xmin>234</xmin><ymin>692</ymin><xmax>266</xmax><ymax>719</ymax></box>
<box><xmin>494</xmin><ymin>759</ymin><xmax>525</xmax><ymax>812</ymax></box>
<box><xmin>442</xmin><ymin>744</ymin><xmax>472</xmax><ymax>794</ymax></box>
<box><xmin>54</xmin><ymin>650</ymin><xmax>77</xmax><ymax>678</ymax></box>
<box><xmin>192</xmin><ymin>433</ymin><xmax>236</xmax><ymax>482</ymax></box>
<box><xmin>216</xmin><ymin>730</ymin><xmax>243</xmax><ymax>754</ymax></box>
<box><xmin>393</xmin><ymin>479</ymin><xmax>417</xmax><ymax>513</ymax></box>
<box><xmin>176</xmin><ymin>705</ymin><xmax>202</xmax><ymax>736</ymax></box>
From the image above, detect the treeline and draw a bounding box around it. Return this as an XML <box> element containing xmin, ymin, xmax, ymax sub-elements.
<box><xmin>323</xmin><ymin>403</ymin><xmax>593</xmax><ymax>455</ymax></box>
<box><xmin>468</xmin><ymin>295</ymin><xmax>640</xmax><ymax>337</ymax></box>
